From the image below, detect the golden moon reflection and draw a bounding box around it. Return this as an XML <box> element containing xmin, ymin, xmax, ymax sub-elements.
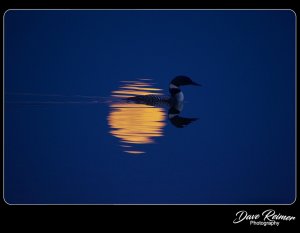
<box><xmin>107</xmin><ymin>79</ymin><xmax>166</xmax><ymax>154</ymax></box>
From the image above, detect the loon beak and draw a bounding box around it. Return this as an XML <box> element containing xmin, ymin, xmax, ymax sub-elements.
<box><xmin>191</xmin><ymin>81</ymin><xmax>201</xmax><ymax>86</ymax></box>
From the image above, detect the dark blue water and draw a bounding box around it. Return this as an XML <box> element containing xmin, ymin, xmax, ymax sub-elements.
<box><xmin>4</xmin><ymin>10</ymin><xmax>295</xmax><ymax>204</ymax></box>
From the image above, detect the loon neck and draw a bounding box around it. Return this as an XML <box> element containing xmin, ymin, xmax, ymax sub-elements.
<box><xmin>169</xmin><ymin>83</ymin><xmax>184</xmax><ymax>102</ymax></box>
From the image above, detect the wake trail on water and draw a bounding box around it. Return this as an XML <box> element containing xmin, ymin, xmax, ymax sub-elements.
<box><xmin>5</xmin><ymin>92</ymin><xmax>123</xmax><ymax>105</ymax></box>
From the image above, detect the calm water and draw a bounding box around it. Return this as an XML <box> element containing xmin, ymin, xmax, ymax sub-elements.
<box><xmin>4</xmin><ymin>10</ymin><xmax>295</xmax><ymax>204</ymax></box>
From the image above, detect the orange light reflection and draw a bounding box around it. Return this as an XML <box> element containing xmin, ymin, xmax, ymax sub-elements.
<box><xmin>107</xmin><ymin>79</ymin><xmax>166</xmax><ymax>154</ymax></box>
<box><xmin>108</xmin><ymin>102</ymin><xmax>166</xmax><ymax>145</ymax></box>
<box><xmin>125</xmin><ymin>151</ymin><xmax>145</xmax><ymax>155</ymax></box>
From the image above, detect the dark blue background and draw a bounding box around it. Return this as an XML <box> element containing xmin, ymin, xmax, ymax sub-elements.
<box><xmin>4</xmin><ymin>10</ymin><xmax>295</xmax><ymax>204</ymax></box>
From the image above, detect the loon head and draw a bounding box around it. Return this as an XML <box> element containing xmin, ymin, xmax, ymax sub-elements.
<box><xmin>169</xmin><ymin>75</ymin><xmax>201</xmax><ymax>102</ymax></box>
<box><xmin>169</xmin><ymin>75</ymin><xmax>201</xmax><ymax>88</ymax></box>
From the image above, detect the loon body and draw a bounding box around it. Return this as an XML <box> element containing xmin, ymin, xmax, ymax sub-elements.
<box><xmin>126</xmin><ymin>75</ymin><xmax>201</xmax><ymax>107</ymax></box>
<box><xmin>126</xmin><ymin>94</ymin><xmax>171</xmax><ymax>107</ymax></box>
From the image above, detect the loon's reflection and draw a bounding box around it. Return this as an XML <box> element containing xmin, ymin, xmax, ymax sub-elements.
<box><xmin>168</xmin><ymin>101</ymin><xmax>198</xmax><ymax>128</ymax></box>
<box><xmin>107</xmin><ymin>78</ymin><xmax>198</xmax><ymax>154</ymax></box>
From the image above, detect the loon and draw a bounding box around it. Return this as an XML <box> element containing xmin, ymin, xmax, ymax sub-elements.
<box><xmin>126</xmin><ymin>75</ymin><xmax>201</xmax><ymax>106</ymax></box>
<box><xmin>126</xmin><ymin>75</ymin><xmax>201</xmax><ymax>128</ymax></box>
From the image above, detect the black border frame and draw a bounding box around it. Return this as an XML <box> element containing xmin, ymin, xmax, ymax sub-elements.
<box><xmin>1</xmin><ymin>0</ymin><xmax>298</xmax><ymax>230</ymax></box>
